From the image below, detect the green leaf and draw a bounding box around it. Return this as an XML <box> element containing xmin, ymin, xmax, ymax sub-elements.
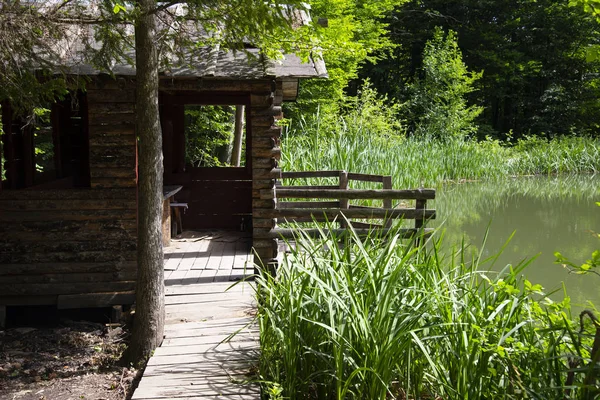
<box><xmin>113</xmin><ymin>4</ymin><xmax>126</xmax><ymax>14</ymax></box>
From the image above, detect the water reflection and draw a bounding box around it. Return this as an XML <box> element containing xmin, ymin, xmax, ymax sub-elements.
<box><xmin>435</xmin><ymin>175</ymin><xmax>600</xmax><ymax>311</ymax></box>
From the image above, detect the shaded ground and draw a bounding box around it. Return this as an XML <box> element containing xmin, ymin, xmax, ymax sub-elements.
<box><xmin>0</xmin><ymin>320</ymin><xmax>137</xmax><ymax>400</ymax></box>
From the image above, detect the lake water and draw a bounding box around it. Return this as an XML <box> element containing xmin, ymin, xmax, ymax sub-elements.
<box><xmin>434</xmin><ymin>175</ymin><xmax>600</xmax><ymax>311</ymax></box>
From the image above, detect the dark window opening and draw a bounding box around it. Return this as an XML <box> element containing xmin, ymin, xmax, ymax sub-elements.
<box><xmin>1</xmin><ymin>92</ymin><xmax>90</xmax><ymax>190</ymax></box>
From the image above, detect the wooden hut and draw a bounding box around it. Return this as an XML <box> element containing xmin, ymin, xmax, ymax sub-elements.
<box><xmin>0</xmin><ymin>48</ymin><xmax>326</xmax><ymax>325</ymax></box>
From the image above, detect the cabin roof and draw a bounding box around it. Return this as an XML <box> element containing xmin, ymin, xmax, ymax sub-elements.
<box><xmin>66</xmin><ymin>48</ymin><xmax>327</xmax><ymax>80</ymax></box>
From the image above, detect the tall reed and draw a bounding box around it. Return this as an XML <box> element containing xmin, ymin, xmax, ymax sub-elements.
<box><xmin>256</xmin><ymin>223</ymin><xmax>595</xmax><ymax>399</ymax></box>
<box><xmin>281</xmin><ymin>114</ymin><xmax>600</xmax><ymax>189</ymax></box>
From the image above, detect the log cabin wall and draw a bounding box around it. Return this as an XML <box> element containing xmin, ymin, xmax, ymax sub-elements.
<box><xmin>0</xmin><ymin>79</ymin><xmax>138</xmax><ymax>310</ymax></box>
<box><xmin>250</xmin><ymin>80</ymin><xmax>283</xmax><ymax>266</ymax></box>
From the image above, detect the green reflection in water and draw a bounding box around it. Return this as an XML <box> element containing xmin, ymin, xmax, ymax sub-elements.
<box><xmin>434</xmin><ymin>175</ymin><xmax>600</xmax><ymax>311</ymax></box>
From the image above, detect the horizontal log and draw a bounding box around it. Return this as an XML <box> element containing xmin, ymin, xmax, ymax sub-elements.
<box><xmin>0</xmin><ymin>239</ymin><xmax>136</xmax><ymax>254</ymax></box>
<box><xmin>57</xmin><ymin>291</ymin><xmax>136</xmax><ymax>309</ymax></box>
<box><xmin>351</xmin><ymin>221</ymin><xmax>383</xmax><ymax>229</ymax></box>
<box><xmin>282</xmin><ymin>170</ymin><xmax>343</xmax><ymax>179</ymax></box>
<box><xmin>89</xmin><ymin>156</ymin><xmax>136</xmax><ymax>169</ymax></box>
<box><xmin>256</xmin><ymin>228</ymin><xmax>434</xmax><ymax>240</ymax></box>
<box><xmin>255</xmin><ymin>208</ymin><xmax>436</xmax><ymax>220</ymax></box>
<box><xmin>88</xmin><ymin>124</ymin><xmax>135</xmax><ymax>137</ymax></box>
<box><xmin>251</xmin><ymin>218</ymin><xmax>276</xmax><ymax>229</ymax></box>
<box><xmin>0</xmin><ymin>220</ymin><xmax>137</xmax><ymax>234</ymax></box>
<box><xmin>90</xmin><ymin>168</ymin><xmax>137</xmax><ymax>179</ymax></box>
<box><xmin>252</xmin><ymin>199</ymin><xmax>276</xmax><ymax>209</ymax></box>
<box><xmin>87</xmin><ymin>89</ymin><xmax>136</xmax><ymax>103</ymax></box>
<box><xmin>0</xmin><ymin>281</ymin><xmax>135</xmax><ymax>296</ymax></box>
<box><xmin>0</xmin><ymin>209</ymin><xmax>137</xmax><ymax>222</ymax></box>
<box><xmin>251</xmin><ymin>147</ymin><xmax>281</xmax><ymax>159</ymax></box>
<box><xmin>263</xmin><ymin>188</ymin><xmax>436</xmax><ymax>200</ymax></box>
<box><xmin>0</xmin><ymin>295</ymin><xmax>57</xmax><ymax>306</ymax></box>
<box><xmin>275</xmin><ymin>185</ymin><xmax>338</xmax><ymax>191</ymax></box>
<box><xmin>250</xmin><ymin>94</ymin><xmax>274</xmax><ymax>107</ymax></box>
<box><xmin>88</xmin><ymin>113</ymin><xmax>135</xmax><ymax>126</ymax></box>
<box><xmin>0</xmin><ymin>270</ymin><xmax>136</xmax><ymax>284</ymax></box>
<box><xmin>249</xmin><ymin>115</ymin><xmax>276</xmax><ymax>128</ymax></box>
<box><xmin>0</xmin><ymin>250</ymin><xmax>137</xmax><ymax>264</ymax></box>
<box><xmin>89</xmin><ymin>134</ymin><xmax>136</xmax><ymax>147</ymax></box>
<box><xmin>88</xmin><ymin>102</ymin><xmax>135</xmax><ymax>115</ymax></box>
<box><xmin>159</xmin><ymin>78</ymin><xmax>275</xmax><ymax>93</ymax></box>
<box><xmin>0</xmin><ymin>188</ymin><xmax>136</xmax><ymax>201</ymax></box>
<box><xmin>252</xmin><ymin>158</ymin><xmax>278</xmax><ymax>169</ymax></box>
<box><xmin>252</xmin><ymin>137</ymin><xmax>279</xmax><ymax>149</ymax></box>
<box><xmin>91</xmin><ymin>177</ymin><xmax>137</xmax><ymax>188</ymax></box>
<box><xmin>252</xmin><ymin>240</ymin><xmax>278</xmax><ymax>251</ymax></box>
<box><xmin>0</xmin><ymin>198</ymin><xmax>135</xmax><ymax>211</ymax></box>
<box><xmin>252</xmin><ymin>179</ymin><xmax>276</xmax><ymax>190</ymax></box>
<box><xmin>347</xmin><ymin>172</ymin><xmax>390</xmax><ymax>183</ymax></box>
<box><xmin>250</xmin><ymin>106</ymin><xmax>282</xmax><ymax>117</ymax></box>
<box><xmin>90</xmin><ymin>145</ymin><xmax>136</xmax><ymax>159</ymax></box>
<box><xmin>88</xmin><ymin>76</ymin><xmax>135</xmax><ymax>91</ymax></box>
<box><xmin>252</xmin><ymin>168</ymin><xmax>282</xmax><ymax>179</ymax></box>
<box><xmin>252</xmin><ymin>247</ymin><xmax>277</xmax><ymax>260</ymax></box>
<box><xmin>0</xmin><ymin>261</ymin><xmax>137</xmax><ymax>276</ymax></box>
<box><xmin>278</xmin><ymin>201</ymin><xmax>340</xmax><ymax>209</ymax></box>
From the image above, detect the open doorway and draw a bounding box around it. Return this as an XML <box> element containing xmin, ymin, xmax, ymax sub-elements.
<box><xmin>160</xmin><ymin>93</ymin><xmax>252</xmax><ymax>231</ymax></box>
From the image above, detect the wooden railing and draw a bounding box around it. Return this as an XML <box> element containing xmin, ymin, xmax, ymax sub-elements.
<box><xmin>257</xmin><ymin>170</ymin><xmax>436</xmax><ymax>239</ymax></box>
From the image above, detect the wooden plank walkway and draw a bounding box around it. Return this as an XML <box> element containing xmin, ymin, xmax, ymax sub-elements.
<box><xmin>132</xmin><ymin>231</ymin><xmax>260</xmax><ymax>400</ymax></box>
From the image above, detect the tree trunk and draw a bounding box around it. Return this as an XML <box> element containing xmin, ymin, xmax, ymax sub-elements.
<box><xmin>125</xmin><ymin>0</ymin><xmax>165</xmax><ymax>366</ymax></box>
<box><xmin>231</xmin><ymin>105</ymin><xmax>245</xmax><ymax>167</ymax></box>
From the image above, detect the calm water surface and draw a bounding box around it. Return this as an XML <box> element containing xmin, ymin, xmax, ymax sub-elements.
<box><xmin>434</xmin><ymin>175</ymin><xmax>600</xmax><ymax>310</ymax></box>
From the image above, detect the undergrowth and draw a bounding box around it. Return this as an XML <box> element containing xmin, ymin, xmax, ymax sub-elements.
<box><xmin>255</xmin><ymin>223</ymin><xmax>600</xmax><ymax>399</ymax></box>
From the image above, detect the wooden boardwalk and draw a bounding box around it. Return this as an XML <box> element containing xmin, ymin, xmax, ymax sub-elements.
<box><xmin>132</xmin><ymin>231</ymin><xmax>260</xmax><ymax>400</ymax></box>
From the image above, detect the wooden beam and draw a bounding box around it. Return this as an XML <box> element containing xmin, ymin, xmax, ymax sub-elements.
<box><xmin>263</xmin><ymin>188</ymin><xmax>436</xmax><ymax>200</ymax></box>
<box><xmin>255</xmin><ymin>208</ymin><xmax>435</xmax><ymax>220</ymax></box>
<box><xmin>257</xmin><ymin>228</ymin><xmax>434</xmax><ymax>239</ymax></box>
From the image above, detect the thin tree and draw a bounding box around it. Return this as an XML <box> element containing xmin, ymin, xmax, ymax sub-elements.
<box><xmin>126</xmin><ymin>0</ymin><xmax>165</xmax><ymax>363</ymax></box>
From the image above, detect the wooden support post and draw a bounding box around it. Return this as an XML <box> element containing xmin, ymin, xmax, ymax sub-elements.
<box><xmin>339</xmin><ymin>170</ymin><xmax>349</xmax><ymax>228</ymax></box>
<box><xmin>0</xmin><ymin>305</ymin><xmax>6</xmax><ymax>329</ymax></box>
<box><xmin>383</xmin><ymin>176</ymin><xmax>393</xmax><ymax>228</ymax></box>
<box><xmin>111</xmin><ymin>305</ymin><xmax>123</xmax><ymax>323</ymax></box>
<box><xmin>415</xmin><ymin>198</ymin><xmax>427</xmax><ymax>245</ymax></box>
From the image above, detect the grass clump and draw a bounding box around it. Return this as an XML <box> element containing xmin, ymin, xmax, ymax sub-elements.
<box><xmin>256</xmin><ymin>225</ymin><xmax>598</xmax><ymax>399</ymax></box>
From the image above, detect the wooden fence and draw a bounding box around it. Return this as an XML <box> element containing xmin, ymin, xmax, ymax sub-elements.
<box><xmin>257</xmin><ymin>170</ymin><xmax>436</xmax><ymax>239</ymax></box>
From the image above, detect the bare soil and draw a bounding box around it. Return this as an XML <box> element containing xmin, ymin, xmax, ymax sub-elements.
<box><xmin>0</xmin><ymin>320</ymin><xmax>138</xmax><ymax>400</ymax></box>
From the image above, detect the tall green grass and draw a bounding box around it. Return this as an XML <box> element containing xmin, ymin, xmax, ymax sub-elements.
<box><xmin>256</xmin><ymin>224</ymin><xmax>598</xmax><ymax>399</ymax></box>
<box><xmin>281</xmin><ymin>115</ymin><xmax>600</xmax><ymax>189</ymax></box>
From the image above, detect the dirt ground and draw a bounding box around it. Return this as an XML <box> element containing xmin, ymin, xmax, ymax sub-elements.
<box><xmin>0</xmin><ymin>319</ymin><xmax>138</xmax><ymax>400</ymax></box>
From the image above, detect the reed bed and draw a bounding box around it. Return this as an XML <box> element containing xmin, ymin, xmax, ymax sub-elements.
<box><xmin>280</xmin><ymin>116</ymin><xmax>600</xmax><ymax>189</ymax></box>
<box><xmin>255</xmin><ymin>224</ymin><xmax>597</xmax><ymax>399</ymax></box>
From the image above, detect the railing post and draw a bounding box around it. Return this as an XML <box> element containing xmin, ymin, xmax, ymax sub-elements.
<box><xmin>415</xmin><ymin>198</ymin><xmax>426</xmax><ymax>245</ymax></box>
<box><xmin>339</xmin><ymin>170</ymin><xmax>349</xmax><ymax>228</ymax></box>
<box><xmin>383</xmin><ymin>176</ymin><xmax>393</xmax><ymax>228</ymax></box>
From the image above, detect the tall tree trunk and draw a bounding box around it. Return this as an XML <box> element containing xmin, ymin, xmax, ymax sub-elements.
<box><xmin>126</xmin><ymin>0</ymin><xmax>165</xmax><ymax>365</ymax></box>
<box><xmin>231</xmin><ymin>105</ymin><xmax>245</xmax><ymax>167</ymax></box>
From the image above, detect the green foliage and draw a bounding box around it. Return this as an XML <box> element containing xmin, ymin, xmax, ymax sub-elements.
<box><xmin>286</xmin><ymin>0</ymin><xmax>403</xmax><ymax>118</ymax></box>
<box><xmin>362</xmin><ymin>0</ymin><xmax>600</xmax><ymax>139</ymax></box>
<box><xmin>184</xmin><ymin>105</ymin><xmax>235</xmax><ymax>167</ymax></box>
<box><xmin>256</xmin><ymin>225</ymin><xmax>597</xmax><ymax>398</ymax></box>
<box><xmin>570</xmin><ymin>0</ymin><xmax>600</xmax><ymax>21</ymax></box>
<box><xmin>406</xmin><ymin>28</ymin><xmax>482</xmax><ymax>140</ymax></box>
